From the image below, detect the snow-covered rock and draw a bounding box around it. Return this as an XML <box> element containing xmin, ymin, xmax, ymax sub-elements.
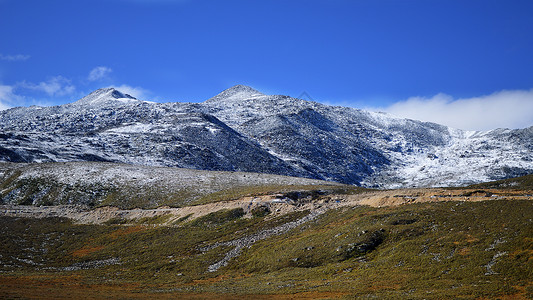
<box><xmin>0</xmin><ymin>86</ymin><xmax>531</xmax><ymax>188</ymax></box>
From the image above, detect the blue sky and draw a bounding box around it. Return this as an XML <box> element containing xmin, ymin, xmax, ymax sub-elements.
<box><xmin>1</xmin><ymin>0</ymin><xmax>532</xmax><ymax>130</ymax></box>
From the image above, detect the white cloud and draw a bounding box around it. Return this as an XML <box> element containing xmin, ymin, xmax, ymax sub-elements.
<box><xmin>380</xmin><ymin>89</ymin><xmax>533</xmax><ymax>131</ymax></box>
<box><xmin>0</xmin><ymin>53</ymin><xmax>30</xmax><ymax>61</ymax></box>
<box><xmin>21</xmin><ymin>76</ymin><xmax>76</xmax><ymax>96</ymax></box>
<box><xmin>88</xmin><ymin>66</ymin><xmax>112</xmax><ymax>81</ymax></box>
<box><xmin>108</xmin><ymin>84</ymin><xmax>148</xmax><ymax>99</ymax></box>
<box><xmin>0</xmin><ymin>84</ymin><xmax>23</xmax><ymax>110</ymax></box>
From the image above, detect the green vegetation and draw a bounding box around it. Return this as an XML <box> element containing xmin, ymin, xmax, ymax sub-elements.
<box><xmin>0</xmin><ymin>169</ymin><xmax>22</xmax><ymax>190</ymax></box>
<box><xmin>173</xmin><ymin>213</ymin><xmax>193</xmax><ymax>225</ymax></box>
<box><xmin>467</xmin><ymin>173</ymin><xmax>533</xmax><ymax>190</ymax></box>
<box><xmin>251</xmin><ymin>205</ymin><xmax>271</xmax><ymax>218</ymax></box>
<box><xmin>0</xmin><ymin>176</ymin><xmax>115</xmax><ymax>207</ymax></box>
<box><xmin>188</xmin><ymin>208</ymin><xmax>245</xmax><ymax>227</ymax></box>
<box><xmin>1</xmin><ymin>199</ymin><xmax>531</xmax><ymax>299</ymax></box>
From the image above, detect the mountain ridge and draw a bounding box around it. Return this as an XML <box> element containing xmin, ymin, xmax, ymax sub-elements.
<box><xmin>0</xmin><ymin>85</ymin><xmax>531</xmax><ymax>188</ymax></box>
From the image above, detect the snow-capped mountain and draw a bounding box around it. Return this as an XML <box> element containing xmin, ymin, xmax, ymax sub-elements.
<box><xmin>1</xmin><ymin>85</ymin><xmax>531</xmax><ymax>188</ymax></box>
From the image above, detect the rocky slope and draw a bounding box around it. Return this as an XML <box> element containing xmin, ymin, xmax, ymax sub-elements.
<box><xmin>0</xmin><ymin>85</ymin><xmax>532</xmax><ymax>188</ymax></box>
<box><xmin>0</xmin><ymin>161</ymin><xmax>341</xmax><ymax>208</ymax></box>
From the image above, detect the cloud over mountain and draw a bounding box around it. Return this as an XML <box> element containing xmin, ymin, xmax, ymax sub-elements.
<box><xmin>88</xmin><ymin>66</ymin><xmax>113</xmax><ymax>81</ymax></box>
<box><xmin>382</xmin><ymin>89</ymin><xmax>533</xmax><ymax>131</ymax></box>
<box><xmin>0</xmin><ymin>84</ymin><xmax>21</xmax><ymax>110</ymax></box>
<box><xmin>20</xmin><ymin>76</ymin><xmax>76</xmax><ymax>97</ymax></box>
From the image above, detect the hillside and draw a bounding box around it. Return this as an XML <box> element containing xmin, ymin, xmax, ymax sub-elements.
<box><xmin>1</xmin><ymin>161</ymin><xmax>532</xmax><ymax>298</ymax></box>
<box><xmin>467</xmin><ymin>174</ymin><xmax>533</xmax><ymax>190</ymax></box>
<box><xmin>1</xmin><ymin>85</ymin><xmax>531</xmax><ymax>188</ymax></box>
<box><xmin>0</xmin><ymin>162</ymin><xmax>345</xmax><ymax>209</ymax></box>
<box><xmin>1</xmin><ymin>189</ymin><xmax>531</xmax><ymax>299</ymax></box>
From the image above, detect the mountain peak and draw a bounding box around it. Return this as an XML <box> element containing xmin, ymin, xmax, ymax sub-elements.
<box><xmin>73</xmin><ymin>88</ymin><xmax>137</xmax><ymax>106</ymax></box>
<box><xmin>88</xmin><ymin>88</ymin><xmax>136</xmax><ymax>100</ymax></box>
<box><xmin>206</xmin><ymin>85</ymin><xmax>265</xmax><ymax>103</ymax></box>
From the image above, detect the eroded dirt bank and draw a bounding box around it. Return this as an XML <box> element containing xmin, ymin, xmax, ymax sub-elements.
<box><xmin>2</xmin><ymin>188</ymin><xmax>531</xmax><ymax>224</ymax></box>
